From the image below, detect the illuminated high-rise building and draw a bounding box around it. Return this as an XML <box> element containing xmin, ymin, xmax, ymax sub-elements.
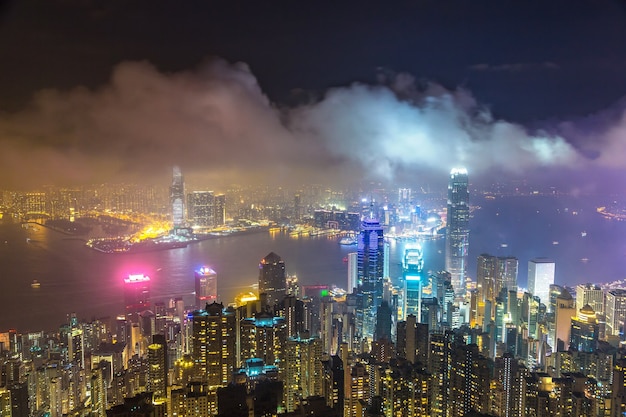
<box><xmin>347</xmin><ymin>252</ymin><xmax>358</xmax><ymax>293</ymax></box>
<box><xmin>123</xmin><ymin>274</ymin><xmax>151</xmax><ymax>313</ymax></box>
<box><xmin>187</xmin><ymin>191</ymin><xmax>215</xmax><ymax>227</ymax></box>
<box><xmin>445</xmin><ymin>167</ymin><xmax>469</xmax><ymax>295</ymax></box>
<box><xmin>258</xmin><ymin>252</ymin><xmax>287</xmax><ymax>308</ymax></box>
<box><xmin>476</xmin><ymin>254</ymin><xmax>497</xmax><ymax>322</ymax></box>
<box><xmin>402</xmin><ymin>244</ymin><xmax>425</xmax><ymax>321</ymax></box>
<box><xmin>195</xmin><ymin>266</ymin><xmax>217</xmax><ymax>309</ymax></box>
<box><xmin>190</xmin><ymin>302</ymin><xmax>236</xmax><ymax>386</ymax></box>
<box><xmin>170</xmin><ymin>166</ymin><xmax>185</xmax><ymax>228</ymax></box>
<box><xmin>575</xmin><ymin>283</ymin><xmax>604</xmax><ymax>314</ymax></box>
<box><xmin>346</xmin><ymin>363</ymin><xmax>370</xmax><ymax>417</ymax></box>
<box><xmin>356</xmin><ymin>213</ymin><xmax>385</xmax><ymax>340</ymax></box>
<box><xmin>527</xmin><ymin>258</ymin><xmax>555</xmax><ymax>311</ymax></box>
<box><xmin>605</xmin><ymin>289</ymin><xmax>626</xmax><ymax>337</ymax></box>
<box><xmin>214</xmin><ymin>194</ymin><xmax>226</xmax><ymax>226</ymax></box>
<box><xmin>147</xmin><ymin>342</ymin><xmax>167</xmax><ymax>399</ymax></box>
<box><xmin>497</xmin><ymin>256</ymin><xmax>518</xmax><ymax>294</ymax></box>
<box><xmin>187</xmin><ymin>191</ymin><xmax>226</xmax><ymax>228</ymax></box>
<box><xmin>381</xmin><ymin>361</ymin><xmax>432</xmax><ymax>417</ymax></box>
<box><xmin>283</xmin><ymin>336</ymin><xmax>323</xmax><ymax>412</ymax></box>
<box><xmin>569</xmin><ymin>304</ymin><xmax>598</xmax><ymax>353</ymax></box>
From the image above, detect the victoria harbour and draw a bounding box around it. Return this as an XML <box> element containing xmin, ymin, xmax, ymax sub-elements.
<box><xmin>2</xmin><ymin>193</ymin><xmax>625</xmax><ymax>332</ymax></box>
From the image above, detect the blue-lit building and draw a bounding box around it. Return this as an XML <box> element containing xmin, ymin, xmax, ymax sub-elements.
<box><xmin>570</xmin><ymin>304</ymin><xmax>599</xmax><ymax>353</ymax></box>
<box><xmin>445</xmin><ymin>167</ymin><xmax>469</xmax><ymax>295</ymax></box>
<box><xmin>356</xmin><ymin>214</ymin><xmax>385</xmax><ymax>341</ymax></box>
<box><xmin>402</xmin><ymin>244</ymin><xmax>425</xmax><ymax>321</ymax></box>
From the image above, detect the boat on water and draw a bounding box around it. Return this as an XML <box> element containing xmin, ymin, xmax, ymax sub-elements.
<box><xmin>31</xmin><ymin>280</ymin><xmax>41</xmax><ymax>289</ymax></box>
<box><xmin>338</xmin><ymin>236</ymin><xmax>357</xmax><ymax>245</ymax></box>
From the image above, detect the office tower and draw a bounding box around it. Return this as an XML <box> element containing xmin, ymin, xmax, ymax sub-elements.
<box><xmin>356</xmin><ymin>214</ymin><xmax>385</xmax><ymax>340</ymax></box>
<box><xmin>476</xmin><ymin>254</ymin><xmax>497</xmax><ymax>303</ymax></box>
<box><xmin>605</xmin><ymin>289</ymin><xmax>626</xmax><ymax>337</ymax></box>
<box><xmin>258</xmin><ymin>252</ymin><xmax>287</xmax><ymax>308</ymax></box>
<box><xmin>374</xmin><ymin>301</ymin><xmax>392</xmax><ymax>342</ymax></box>
<box><xmin>123</xmin><ymin>274</ymin><xmax>151</xmax><ymax>313</ymax></box>
<box><xmin>347</xmin><ymin>252</ymin><xmax>358</xmax><ymax>293</ymax></box>
<box><xmin>497</xmin><ymin>256</ymin><xmax>518</xmax><ymax>294</ymax></box>
<box><xmin>554</xmin><ymin>290</ymin><xmax>575</xmax><ymax>352</ymax></box>
<box><xmin>195</xmin><ymin>266</ymin><xmax>217</xmax><ymax>308</ymax></box>
<box><xmin>576</xmin><ymin>283</ymin><xmax>604</xmax><ymax>314</ymax></box>
<box><xmin>403</xmin><ymin>244</ymin><xmax>424</xmax><ymax>321</ymax></box>
<box><xmin>527</xmin><ymin>258</ymin><xmax>555</xmax><ymax>310</ymax></box>
<box><xmin>187</xmin><ymin>191</ymin><xmax>214</xmax><ymax>227</ymax></box>
<box><xmin>570</xmin><ymin>304</ymin><xmax>599</xmax><ymax>353</ymax></box>
<box><xmin>170</xmin><ymin>166</ymin><xmax>185</xmax><ymax>228</ymax></box>
<box><xmin>445</xmin><ymin>167</ymin><xmax>469</xmax><ymax>295</ymax></box>
<box><xmin>476</xmin><ymin>255</ymin><xmax>519</xmax><ymax>326</ymax></box>
<box><xmin>190</xmin><ymin>302</ymin><xmax>236</xmax><ymax>386</ymax></box>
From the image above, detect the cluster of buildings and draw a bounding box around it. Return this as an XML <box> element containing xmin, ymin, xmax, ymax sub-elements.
<box><xmin>5</xmin><ymin>168</ymin><xmax>626</xmax><ymax>417</ymax></box>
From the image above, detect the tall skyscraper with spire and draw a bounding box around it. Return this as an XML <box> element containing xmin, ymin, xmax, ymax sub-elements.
<box><xmin>445</xmin><ymin>167</ymin><xmax>469</xmax><ymax>295</ymax></box>
<box><xmin>356</xmin><ymin>210</ymin><xmax>385</xmax><ymax>341</ymax></box>
<box><xmin>170</xmin><ymin>166</ymin><xmax>185</xmax><ymax>228</ymax></box>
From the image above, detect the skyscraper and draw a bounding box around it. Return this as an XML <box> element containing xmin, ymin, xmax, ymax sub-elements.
<box><xmin>170</xmin><ymin>166</ymin><xmax>185</xmax><ymax>228</ymax></box>
<box><xmin>347</xmin><ymin>252</ymin><xmax>358</xmax><ymax>293</ymax></box>
<box><xmin>190</xmin><ymin>302</ymin><xmax>236</xmax><ymax>386</ymax></box>
<box><xmin>605</xmin><ymin>289</ymin><xmax>626</xmax><ymax>337</ymax></box>
<box><xmin>194</xmin><ymin>266</ymin><xmax>217</xmax><ymax>309</ymax></box>
<box><xmin>258</xmin><ymin>252</ymin><xmax>287</xmax><ymax>308</ymax></box>
<box><xmin>575</xmin><ymin>283</ymin><xmax>604</xmax><ymax>314</ymax></box>
<box><xmin>527</xmin><ymin>258</ymin><xmax>555</xmax><ymax>310</ymax></box>
<box><xmin>356</xmin><ymin>214</ymin><xmax>385</xmax><ymax>340</ymax></box>
<box><xmin>187</xmin><ymin>191</ymin><xmax>215</xmax><ymax>227</ymax></box>
<box><xmin>445</xmin><ymin>167</ymin><xmax>469</xmax><ymax>295</ymax></box>
<box><xmin>123</xmin><ymin>274</ymin><xmax>150</xmax><ymax>313</ymax></box>
<box><xmin>403</xmin><ymin>244</ymin><xmax>425</xmax><ymax>321</ymax></box>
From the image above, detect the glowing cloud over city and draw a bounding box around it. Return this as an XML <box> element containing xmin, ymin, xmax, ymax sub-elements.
<box><xmin>0</xmin><ymin>59</ymin><xmax>624</xmax><ymax>189</ymax></box>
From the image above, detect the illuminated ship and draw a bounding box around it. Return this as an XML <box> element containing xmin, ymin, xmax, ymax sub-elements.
<box><xmin>338</xmin><ymin>236</ymin><xmax>357</xmax><ymax>245</ymax></box>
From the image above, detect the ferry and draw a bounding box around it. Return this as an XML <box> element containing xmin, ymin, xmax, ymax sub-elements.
<box><xmin>338</xmin><ymin>236</ymin><xmax>357</xmax><ymax>245</ymax></box>
<box><xmin>31</xmin><ymin>280</ymin><xmax>41</xmax><ymax>289</ymax></box>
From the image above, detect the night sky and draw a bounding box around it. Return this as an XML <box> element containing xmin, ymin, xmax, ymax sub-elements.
<box><xmin>1</xmin><ymin>0</ymin><xmax>626</xmax><ymax>190</ymax></box>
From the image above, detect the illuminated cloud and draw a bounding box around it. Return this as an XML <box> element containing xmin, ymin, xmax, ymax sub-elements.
<box><xmin>0</xmin><ymin>58</ymin><xmax>619</xmax><ymax>189</ymax></box>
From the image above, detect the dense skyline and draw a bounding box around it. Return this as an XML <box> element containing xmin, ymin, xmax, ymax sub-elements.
<box><xmin>1</xmin><ymin>1</ymin><xmax>626</xmax><ymax>191</ymax></box>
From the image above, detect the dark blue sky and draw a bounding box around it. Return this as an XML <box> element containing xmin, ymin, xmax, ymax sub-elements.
<box><xmin>1</xmin><ymin>0</ymin><xmax>626</xmax><ymax>189</ymax></box>
<box><xmin>1</xmin><ymin>0</ymin><xmax>625</xmax><ymax>122</ymax></box>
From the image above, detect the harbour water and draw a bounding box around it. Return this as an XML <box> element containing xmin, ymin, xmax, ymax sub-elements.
<box><xmin>0</xmin><ymin>194</ymin><xmax>624</xmax><ymax>332</ymax></box>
